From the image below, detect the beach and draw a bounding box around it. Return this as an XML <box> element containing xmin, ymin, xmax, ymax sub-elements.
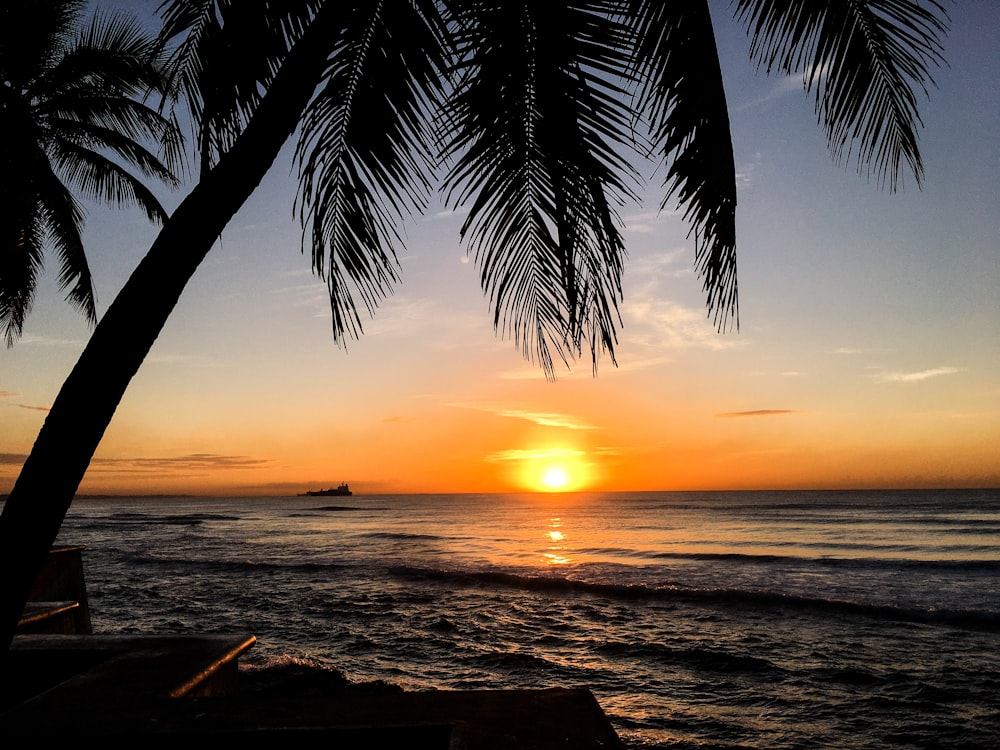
<box><xmin>49</xmin><ymin>489</ymin><xmax>1000</xmax><ymax>748</ymax></box>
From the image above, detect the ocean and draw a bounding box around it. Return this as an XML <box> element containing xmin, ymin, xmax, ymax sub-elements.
<box><xmin>51</xmin><ymin>489</ymin><xmax>999</xmax><ymax>748</ymax></box>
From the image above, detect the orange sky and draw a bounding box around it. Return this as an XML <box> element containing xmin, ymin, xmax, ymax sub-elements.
<box><xmin>2</xmin><ymin>5</ymin><xmax>998</xmax><ymax>496</ymax></box>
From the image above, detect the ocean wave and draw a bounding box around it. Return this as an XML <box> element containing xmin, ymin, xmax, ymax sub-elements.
<box><xmin>123</xmin><ymin>552</ymin><xmax>346</xmax><ymax>574</ymax></box>
<box><xmin>596</xmin><ymin>640</ymin><xmax>780</xmax><ymax>674</ymax></box>
<box><xmin>577</xmin><ymin>546</ymin><xmax>1000</xmax><ymax>572</ymax></box>
<box><xmin>358</xmin><ymin>531</ymin><xmax>448</xmax><ymax>542</ymax></box>
<box><xmin>388</xmin><ymin>565</ymin><xmax>1000</xmax><ymax>633</ymax></box>
<box><xmin>652</xmin><ymin>550</ymin><xmax>1000</xmax><ymax>570</ymax></box>
<box><xmin>299</xmin><ymin>505</ymin><xmax>369</xmax><ymax>512</ymax></box>
<box><xmin>239</xmin><ymin>654</ymin><xmax>402</xmax><ymax>697</ymax></box>
<box><xmin>77</xmin><ymin>511</ymin><xmax>243</xmax><ymax>528</ymax></box>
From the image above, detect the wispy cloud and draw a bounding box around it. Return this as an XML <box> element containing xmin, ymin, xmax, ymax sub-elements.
<box><xmin>622</xmin><ymin>210</ymin><xmax>678</xmax><ymax>234</ymax></box>
<box><xmin>17</xmin><ymin>404</ymin><xmax>50</xmax><ymax>412</ymax></box>
<box><xmin>626</xmin><ymin>247</ymin><xmax>689</xmax><ymax>278</ymax></box>
<box><xmin>89</xmin><ymin>453</ymin><xmax>271</xmax><ymax>475</ymax></box>
<box><xmin>2</xmin><ymin>391</ymin><xmax>50</xmax><ymax>412</ymax></box>
<box><xmin>501</xmin><ymin>409</ymin><xmax>597</xmax><ymax>430</ymax></box>
<box><xmin>874</xmin><ymin>367</ymin><xmax>963</xmax><ymax>383</ymax></box>
<box><xmin>716</xmin><ymin>409</ymin><xmax>802</xmax><ymax>418</ymax></box>
<box><xmin>731</xmin><ymin>73</ymin><xmax>808</xmax><ymax>113</ymax></box>
<box><xmin>17</xmin><ymin>334</ymin><xmax>85</xmax><ymax>347</ymax></box>
<box><xmin>343</xmin><ymin>294</ymin><xmax>493</xmax><ymax>349</ymax></box>
<box><xmin>144</xmin><ymin>351</ymin><xmax>228</xmax><ymax>367</ymax></box>
<box><xmin>0</xmin><ymin>453</ymin><xmax>28</xmax><ymax>466</ymax></box>
<box><xmin>485</xmin><ymin>447</ymin><xmax>586</xmax><ymax>463</ymax></box>
<box><xmin>832</xmin><ymin>346</ymin><xmax>895</xmax><ymax>356</ymax></box>
<box><xmin>618</xmin><ymin>248</ymin><xmax>744</xmax><ymax>355</ymax></box>
<box><xmin>494</xmin><ymin>352</ymin><xmax>671</xmax><ymax>379</ymax></box>
<box><xmin>622</xmin><ymin>297</ymin><xmax>743</xmax><ymax>353</ymax></box>
<box><xmin>430</xmin><ymin>206</ymin><xmax>469</xmax><ymax>221</ymax></box>
<box><xmin>497</xmin><ymin>365</ymin><xmax>568</xmax><ymax>381</ymax></box>
<box><xmin>735</xmin><ymin>152</ymin><xmax>763</xmax><ymax>188</ymax></box>
<box><xmin>382</xmin><ymin>415</ymin><xmax>414</xmax><ymax>424</ymax></box>
<box><xmin>450</xmin><ymin>402</ymin><xmax>597</xmax><ymax>430</ymax></box>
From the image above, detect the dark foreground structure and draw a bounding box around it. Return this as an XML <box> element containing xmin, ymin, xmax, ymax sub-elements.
<box><xmin>2</xmin><ymin>548</ymin><xmax>623</xmax><ymax>747</ymax></box>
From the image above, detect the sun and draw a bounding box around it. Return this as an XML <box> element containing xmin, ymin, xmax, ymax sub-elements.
<box><xmin>541</xmin><ymin>466</ymin><xmax>570</xmax><ymax>491</ymax></box>
<box><xmin>516</xmin><ymin>448</ymin><xmax>592</xmax><ymax>493</ymax></box>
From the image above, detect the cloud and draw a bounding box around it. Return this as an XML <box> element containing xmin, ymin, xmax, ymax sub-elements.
<box><xmin>501</xmin><ymin>410</ymin><xmax>597</xmax><ymax>430</ymax></box>
<box><xmin>17</xmin><ymin>334</ymin><xmax>85</xmax><ymax>347</ymax></box>
<box><xmin>430</xmin><ymin>206</ymin><xmax>469</xmax><ymax>221</ymax></box>
<box><xmin>485</xmin><ymin>447</ymin><xmax>586</xmax><ymax>463</ymax></box>
<box><xmin>716</xmin><ymin>409</ymin><xmax>802</xmax><ymax>418</ymax></box>
<box><xmin>344</xmin><ymin>294</ymin><xmax>488</xmax><ymax>347</ymax></box>
<box><xmin>1</xmin><ymin>391</ymin><xmax>50</xmax><ymax>411</ymax></box>
<box><xmin>593</xmin><ymin>445</ymin><xmax>625</xmax><ymax>457</ymax></box>
<box><xmin>363</xmin><ymin>296</ymin><xmax>437</xmax><ymax>337</ymax></box>
<box><xmin>832</xmin><ymin>346</ymin><xmax>894</xmax><ymax>356</ymax></box>
<box><xmin>497</xmin><ymin>364</ymin><xmax>578</xmax><ymax>381</ymax></box>
<box><xmin>131</xmin><ymin>347</ymin><xmax>231</xmax><ymax>368</ymax></box>
<box><xmin>622</xmin><ymin>297</ymin><xmax>743</xmax><ymax>353</ymax></box>
<box><xmin>874</xmin><ymin>367</ymin><xmax>963</xmax><ymax>383</ymax></box>
<box><xmin>626</xmin><ymin>247</ymin><xmax>689</xmax><ymax>278</ymax></box>
<box><xmin>617</xmin><ymin>250</ymin><xmax>744</xmax><ymax>354</ymax></box>
<box><xmin>450</xmin><ymin>402</ymin><xmax>597</xmax><ymax>430</ymax></box>
<box><xmin>735</xmin><ymin>152</ymin><xmax>763</xmax><ymax>188</ymax></box>
<box><xmin>731</xmin><ymin>73</ymin><xmax>809</xmax><ymax>113</ymax></box>
<box><xmin>622</xmin><ymin>210</ymin><xmax>678</xmax><ymax>234</ymax></box>
<box><xmin>0</xmin><ymin>453</ymin><xmax>28</xmax><ymax>466</ymax></box>
<box><xmin>88</xmin><ymin>453</ymin><xmax>272</xmax><ymax>475</ymax></box>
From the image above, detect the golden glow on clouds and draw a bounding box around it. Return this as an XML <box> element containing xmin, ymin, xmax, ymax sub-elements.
<box><xmin>482</xmin><ymin>445</ymin><xmax>593</xmax><ymax>493</ymax></box>
<box><xmin>451</xmin><ymin>402</ymin><xmax>597</xmax><ymax>430</ymax></box>
<box><xmin>716</xmin><ymin>409</ymin><xmax>802</xmax><ymax>418</ymax></box>
<box><xmin>874</xmin><ymin>367</ymin><xmax>963</xmax><ymax>383</ymax></box>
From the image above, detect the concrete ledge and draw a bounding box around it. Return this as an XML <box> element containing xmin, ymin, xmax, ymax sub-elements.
<box><xmin>1</xmin><ymin>635</ymin><xmax>622</xmax><ymax>747</ymax></box>
<box><xmin>2</xmin><ymin>633</ymin><xmax>256</xmax><ymax>713</ymax></box>
<box><xmin>26</xmin><ymin>546</ymin><xmax>92</xmax><ymax>634</ymax></box>
<box><xmin>15</xmin><ymin>601</ymin><xmax>81</xmax><ymax>634</ymax></box>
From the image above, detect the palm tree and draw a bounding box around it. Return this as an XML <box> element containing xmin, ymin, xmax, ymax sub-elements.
<box><xmin>0</xmin><ymin>0</ymin><xmax>949</xmax><ymax>655</ymax></box>
<box><xmin>0</xmin><ymin>0</ymin><xmax>180</xmax><ymax>346</ymax></box>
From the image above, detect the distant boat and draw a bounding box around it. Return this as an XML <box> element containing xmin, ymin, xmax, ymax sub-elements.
<box><xmin>300</xmin><ymin>483</ymin><xmax>353</xmax><ymax>497</ymax></box>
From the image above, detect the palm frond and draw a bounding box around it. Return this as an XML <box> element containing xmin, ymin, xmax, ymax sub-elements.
<box><xmin>51</xmin><ymin>12</ymin><xmax>185</xmax><ymax>175</ymax></box>
<box><xmin>443</xmin><ymin>0</ymin><xmax>638</xmax><ymax>377</ymax></box>
<box><xmin>32</xmin><ymin>170</ymin><xmax>95</xmax><ymax>326</ymax></box>
<box><xmin>0</xmin><ymin>0</ymin><xmax>85</xmax><ymax>89</ymax></box>
<box><xmin>157</xmin><ymin>0</ymin><xmax>320</xmax><ymax>174</ymax></box>
<box><xmin>0</xmin><ymin>198</ymin><xmax>45</xmax><ymax>347</ymax></box>
<box><xmin>48</xmin><ymin>136</ymin><xmax>171</xmax><ymax>224</ymax></box>
<box><xmin>0</xmin><ymin>0</ymin><xmax>180</xmax><ymax>344</ymax></box>
<box><xmin>626</xmin><ymin>0</ymin><xmax>739</xmax><ymax>332</ymax></box>
<box><xmin>42</xmin><ymin>91</ymin><xmax>179</xmax><ymax>174</ymax></box>
<box><xmin>0</xmin><ymin>176</ymin><xmax>92</xmax><ymax>345</ymax></box>
<box><xmin>734</xmin><ymin>0</ymin><xmax>949</xmax><ymax>190</ymax></box>
<box><xmin>294</xmin><ymin>0</ymin><xmax>449</xmax><ymax>343</ymax></box>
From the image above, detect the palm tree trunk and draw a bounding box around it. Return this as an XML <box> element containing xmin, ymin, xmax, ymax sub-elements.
<box><xmin>0</xmin><ymin>5</ymin><xmax>338</xmax><ymax>659</ymax></box>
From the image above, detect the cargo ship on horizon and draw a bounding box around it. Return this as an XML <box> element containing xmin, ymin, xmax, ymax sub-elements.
<box><xmin>299</xmin><ymin>482</ymin><xmax>352</xmax><ymax>497</ymax></box>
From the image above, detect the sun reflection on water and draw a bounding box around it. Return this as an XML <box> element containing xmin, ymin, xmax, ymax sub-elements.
<box><xmin>543</xmin><ymin>516</ymin><xmax>572</xmax><ymax>565</ymax></box>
